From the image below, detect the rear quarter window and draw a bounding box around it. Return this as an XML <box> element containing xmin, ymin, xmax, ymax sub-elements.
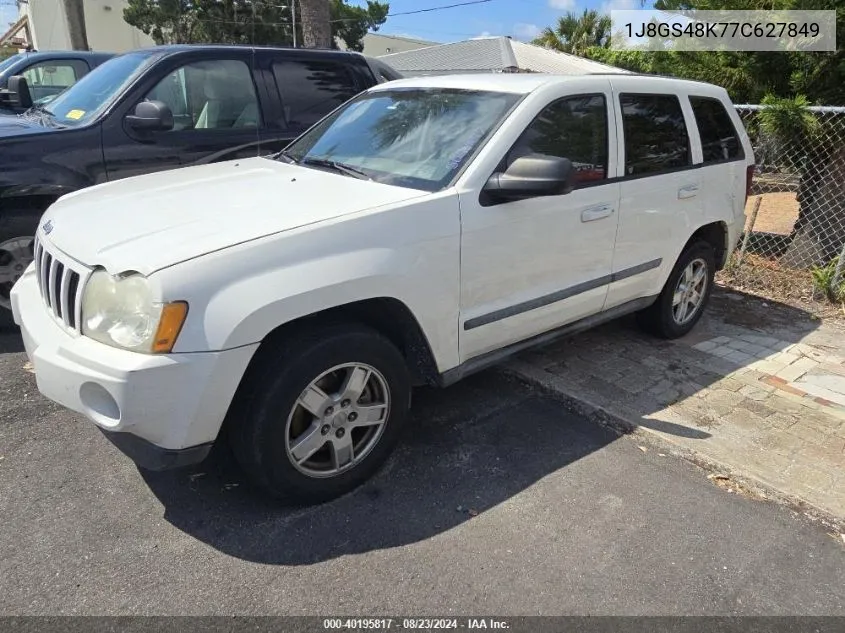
<box><xmin>690</xmin><ymin>96</ymin><xmax>744</xmax><ymax>163</ymax></box>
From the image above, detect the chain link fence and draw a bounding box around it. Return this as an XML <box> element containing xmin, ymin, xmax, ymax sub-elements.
<box><xmin>719</xmin><ymin>104</ymin><xmax>845</xmax><ymax>309</ymax></box>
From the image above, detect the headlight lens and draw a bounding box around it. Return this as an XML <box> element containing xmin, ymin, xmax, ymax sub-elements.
<box><xmin>81</xmin><ymin>270</ymin><xmax>186</xmax><ymax>353</ymax></box>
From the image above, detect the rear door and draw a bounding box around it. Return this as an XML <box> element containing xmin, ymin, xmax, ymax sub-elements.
<box><xmin>102</xmin><ymin>51</ymin><xmax>267</xmax><ymax>180</ymax></box>
<box><xmin>604</xmin><ymin>89</ymin><xmax>703</xmax><ymax>310</ymax></box>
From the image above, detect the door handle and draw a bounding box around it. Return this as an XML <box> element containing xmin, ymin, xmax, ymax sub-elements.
<box><xmin>678</xmin><ymin>185</ymin><xmax>699</xmax><ymax>199</ymax></box>
<box><xmin>581</xmin><ymin>204</ymin><xmax>614</xmax><ymax>222</ymax></box>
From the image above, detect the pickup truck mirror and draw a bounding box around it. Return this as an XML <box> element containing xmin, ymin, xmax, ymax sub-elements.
<box><xmin>483</xmin><ymin>154</ymin><xmax>576</xmax><ymax>201</ymax></box>
<box><xmin>0</xmin><ymin>75</ymin><xmax>33</xmax><ymax>110</ymax></box>
<box><xmin>125</xmin><ymin>100</ymin><xmax>174</xmax><ymax>132</ymax></box>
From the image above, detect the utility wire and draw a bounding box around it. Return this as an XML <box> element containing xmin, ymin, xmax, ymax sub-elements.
<box><xmin>387</xmin><ymin>0</ymin><xmax>493</xmax><ymax>17</ymax></box>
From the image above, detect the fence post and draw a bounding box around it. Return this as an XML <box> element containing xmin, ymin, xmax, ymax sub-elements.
<box><xmin>736</xmin><ymin>195</ymin><xmax>762</xmax><ymax>267</ymax></box>
<box><xmin>832</xmin><ymin>241</ymin><xmax>845</xmax><ymax>297</ymax></box>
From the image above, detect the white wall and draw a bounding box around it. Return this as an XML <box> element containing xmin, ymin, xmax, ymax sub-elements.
<box><xmin>25</xmin><ymin>0</ymin><xmax>154</xmax><ymax>52</ymax></box>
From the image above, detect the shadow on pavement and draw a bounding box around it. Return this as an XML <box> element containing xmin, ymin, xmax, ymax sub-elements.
<box><xmin>141</xmin><ymin>371</ymin><xmax>624</xmax><ymax>566</ymax></box>
<box><xmin>0</xmin><ymin>310</ymin><xmax>23</xmax><ymax>354</ymax></box>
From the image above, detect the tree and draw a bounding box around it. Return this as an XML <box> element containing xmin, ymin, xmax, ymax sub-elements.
<box><xmin>299</xmin><ymin>0</ymin><xmax>331</xmax><ymax>48</ymax></box>
<box><xmin>63</xmin><ymin>0</ymin><xmax>89</xmax><ymax>50</ymax></box>
<box><xmin>331</xmin><ymin>0</ymin><xmax>388</xmax><ymax>52</ymax></box>
<box><xmin>532</xmin><ymin>9</ymin><xmax>611</xmax><ymax>55</ymax></box>
<box><xmin>124</xmin><ymin>0</ymin><xmax>387</xmax><ymax>49</ymax></box>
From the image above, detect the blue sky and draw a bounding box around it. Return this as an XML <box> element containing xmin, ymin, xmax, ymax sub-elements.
<box><xmin>0</xmin><ymin>0</ymin><xmax>650</xmax><ymax>46</ymax></box>
<box><xmin>360</xmin><ymin>0</ymin><xmax>644</xmax><ymax>43</ymax></box>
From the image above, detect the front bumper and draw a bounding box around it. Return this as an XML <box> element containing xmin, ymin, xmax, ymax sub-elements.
<box><xmin>10</xmin><ymin>267</ymin><xmax>258</xmax><ymax>469</ymax></box>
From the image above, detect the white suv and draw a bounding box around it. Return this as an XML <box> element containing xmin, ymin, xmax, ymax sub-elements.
<box><xmin>11</xmin><ymin>73</ymin><xmax>754</xmax><ymax>503</ymax></box>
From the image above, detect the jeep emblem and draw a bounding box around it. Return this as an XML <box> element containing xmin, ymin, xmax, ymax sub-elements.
<box><xmin>43</xmin><ymin>220</ymin><xmax>53</xmax><ymax>235</ymax></box>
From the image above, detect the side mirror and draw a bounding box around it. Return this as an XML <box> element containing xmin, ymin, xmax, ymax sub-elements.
<box><xmin>125</xmin><ymin>100</ymin><xmax>173</xmax><ymax>132</ymax></box>
<box><xmin>0</xmin><ymin>75</ymin><xmax>33</xmax><ymax>109</ymax></box>
<box><xmin>483</xmin><ymin>153</ymin><xmax>576</xmax><ymax>201</ymax></box>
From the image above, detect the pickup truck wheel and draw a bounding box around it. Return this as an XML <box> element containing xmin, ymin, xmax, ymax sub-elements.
<box><xmin>0</xmin><ymin>236</ymin><xmax>35</xmax><ymax>312</ymax></box>
<box><xmin>230</xmin><ymin>324</ymin><xmax>411</xmax><ymax>504</ymax></box>
<box><xmin>637</xmin><ymin>240</ymin><xmax>715</xmax><ymax>339</ymax></box>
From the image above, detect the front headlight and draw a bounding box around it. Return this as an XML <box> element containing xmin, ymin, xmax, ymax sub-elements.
<box><xmin>81</xmin><ymin>270</ymin><xmax>187</xmax><ymax>354</ymax></box>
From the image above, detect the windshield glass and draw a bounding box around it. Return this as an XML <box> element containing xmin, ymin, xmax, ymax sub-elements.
<box><xmin>283</xmin><ymin>88</ymin><xmax>522</xmax><ymax>192</ymax></box>
<box><xmin>0</xmin><ymin>53</ymin><xmax>23</xmax><ymax>78</ymax></box>
<box><xmin>43</xmin><ymin>52</ymin><xmax>157</xmax><ymax>126</ymax></box>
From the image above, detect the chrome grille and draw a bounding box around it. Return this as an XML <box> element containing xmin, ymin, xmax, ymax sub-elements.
<box><xmin>33</xmin><ymin>235</ymin><xmax>88</xmax><ymax>332</ymax></box>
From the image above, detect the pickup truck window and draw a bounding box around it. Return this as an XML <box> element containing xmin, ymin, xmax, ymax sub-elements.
<box><xmin>44</xmin><ymin>52</ymin><xmax>157</xmax><ymax>126</ymax></box>
<box><xmin>22</xmin><ymin>59</ymin><xmax>89</xmax><ymax>104</ymax></box>
<box><xmin>144</xmin><ymin>59</ymin><xmax>261</xmax><ymax>131</ymax></box>
<box><xmin>272</xmin><ymin>59</ymin><xmax>360</xmax><ymax>130</ymax></box>
<box><xmin>284</xmin><ymin>87</ymin><xmax>521</xmax><ymax>192</ymax></box>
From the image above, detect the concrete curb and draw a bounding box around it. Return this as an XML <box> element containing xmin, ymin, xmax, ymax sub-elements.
<box><xmin>502</xmin><ymin>359</ymin><xmax>845</xmax><ymax>535</ymax></box>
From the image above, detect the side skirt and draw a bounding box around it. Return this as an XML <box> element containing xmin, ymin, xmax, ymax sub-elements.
<box><xmin>438</xmin><ymin>295</ymin><xmax>658</xmax><ymax>387</ymax></box>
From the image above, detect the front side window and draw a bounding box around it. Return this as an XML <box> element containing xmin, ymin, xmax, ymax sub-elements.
<box><xmin>143</xmin><ymin>59</ymin><xmax>261</xmax><ymax>131</ymax></box>
<box><xmin>44</xmin><ymin>52</ymin><xmax>157</xmax><ymax>126</ymax></box>
<box><xmin>507</xmin><ymin>94</ymin><xmax>609</xmax><ymax>186</ymax></box>
<box><xmin>283</xmin><ymin>87</ymin><xmax>522</xmax><ymax>192</ymax></box>
<box><xmin>620</xmin><ymin>93</ymin><xmax>690</xmax><ymax>176</ymax></box>
<box><xmin>690</xmin><ymin>96</ymin><xmax>743</xmax><ymax>163</ymax></box>
<box><xmin>22</xmin><ymin>59</ymin><xmax>89</xmax><ymax>104</ymax></box>
<box><xmin>272</xmin><ymin>59</ymin><xmax>360</xmax><ymax>130</ymax></box>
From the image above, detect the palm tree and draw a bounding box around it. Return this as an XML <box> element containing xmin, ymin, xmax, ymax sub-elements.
<box><xmin>299</xmin><ymin>0</ymin><xmax>332</xmax><ymax>48</ymax></box>
<box><xmin>532</xmin><ymin>9</ymin><xmax>611</xmax><ymax>56</ymax></box>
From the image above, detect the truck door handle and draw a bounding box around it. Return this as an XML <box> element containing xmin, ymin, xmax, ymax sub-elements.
<box><xmin>581</xmin><ymin>204</ymin><xmax>614</xmax><ymax>222</ymax></box>
<box><xmin>678</xmin><ymin>185</ymin><xmax>699</xmax><ymax>199</ymax></box>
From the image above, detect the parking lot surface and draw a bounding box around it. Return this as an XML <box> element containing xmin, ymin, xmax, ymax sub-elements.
<box><xmin>1</xmin><ymin>324</ymin><xmax>843</xmax><ymax>615</ymax></box>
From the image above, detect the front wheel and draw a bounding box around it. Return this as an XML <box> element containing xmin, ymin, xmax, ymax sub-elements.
<box><xmin>229</xmin><ymin>323</ymin><xmax>411</xmax><ymax>504</ymax></box>
<box><xmin>637</xmin><ymin>240</ymin><xmax>715</xmax><ymax>339</ymax></box>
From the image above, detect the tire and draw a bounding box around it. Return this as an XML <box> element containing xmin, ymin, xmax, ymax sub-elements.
<box><xmin>0</xmin><ymin>213</ymin><xmax>40</xmax><ymax>314</ymax></box>
<box><xmin>637</xmin><ymin>240</ymin><xmax>716</xmax><ymax>339</ymax></box>
<box><xmin>229</xmin><ymin>323</ymin><xmax>411</xmax><ymax>505</ymax></box>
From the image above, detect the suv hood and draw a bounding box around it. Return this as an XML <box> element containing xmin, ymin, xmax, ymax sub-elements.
<box><xmin>41</xmin><ymin>156</ymin><xmax>430</xmax><ymax>274</ymax></box>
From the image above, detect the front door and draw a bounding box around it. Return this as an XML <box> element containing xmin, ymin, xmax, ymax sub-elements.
<box><xmin>102</xmin><ymin>57</ymin><xmax>267</xmax><ymax>181</ymax></box>
<box><xmin>459</xmin><ymin>85</ymin><xmax>621</xmax><ymax>361</ymax></box>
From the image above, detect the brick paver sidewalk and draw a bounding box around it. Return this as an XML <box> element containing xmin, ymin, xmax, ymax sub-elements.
<box><xmin>507</xmin><ymin>286</ymin><xmax>845</xmax><ymax>520</ymax></box>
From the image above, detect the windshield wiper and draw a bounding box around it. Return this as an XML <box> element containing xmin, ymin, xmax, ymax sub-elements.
<box><xmin>301</xmin><ymin>156</ymin><xmax>372</xmax><ymax>181</ymax></box>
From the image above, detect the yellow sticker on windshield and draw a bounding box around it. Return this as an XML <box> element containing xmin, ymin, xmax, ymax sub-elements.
<box><xmin>65</xmin><ymin>109</ymin><xmax>85</xmax><ymax>120</ymax></box>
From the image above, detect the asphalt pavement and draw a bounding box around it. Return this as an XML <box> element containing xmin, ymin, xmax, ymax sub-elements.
<box><xmin>0</xmin><ymin>321</ymin><xmax>843</xmax><ymax>615</ymax></box>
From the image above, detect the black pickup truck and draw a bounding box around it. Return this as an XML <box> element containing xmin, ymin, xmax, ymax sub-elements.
<box><xmin>0</xmin><ymin>44</ymin><xmax>401</xmax><ymax>311</ymax></box>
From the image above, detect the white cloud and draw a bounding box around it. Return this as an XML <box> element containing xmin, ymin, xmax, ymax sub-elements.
<box><xmin>548</xmin><ymin>0</ymin><xmax>576</xmax><ymax>10</ymax></box>
<box><xmin>600</xmin><ymin>0</ymin><xmax>638</xmax><ymax>12</ymax></box>
<box><xmin>513</xmin><ymin>23</ymin><xmax>541</xmax><ymax>40</ymax></box>
<box><xmin>471</xmin><ymin>31</ymin><xmax>496</xmax><ymax>39</ymax></box>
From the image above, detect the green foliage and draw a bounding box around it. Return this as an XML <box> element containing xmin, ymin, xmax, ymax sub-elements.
<box><xmin>532</xmin><ymin>9</ymin><xmax>611</xmax><ymax>55</ymax></box>
<box><xmin>123</xmin><ymin>0</ymin><xmax>388</xmax><ymax>49</ymax></box>
<box><xmin>758</xmin><ymin>94</ymin><xmax>820</xmax><ymax>144</ymax></box>
<box><xmin>331</xmin><ymin>0</ymin><xmax>388</xmax><ymax>52</ymax></box>
<box><xmin>0</xmin><ymin>47</ymin><xmax>17</xmax><ymax>62</ymax></box>
<box><xmin>810</xmin><ymin>256</ymin><xmax>845</xmax><ymax>301</ymax></box>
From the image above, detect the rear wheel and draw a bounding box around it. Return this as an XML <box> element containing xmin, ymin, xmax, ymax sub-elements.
<box><xmin>229</xmin><ymin>323</ymin><xmax>411</xmax><ymax>504</ymax></box>
<box><xmin>0</xmin><ymin>235</ymin><xmax>35</xmax><ymax>312</ymax></box>
<box><xmin>637</xmin><ymin>240</ymin><xmax>715</xmax><ymax>339</ymax></box>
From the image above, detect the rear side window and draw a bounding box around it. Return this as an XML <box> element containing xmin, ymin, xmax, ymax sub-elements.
<box><xmin>272</xmin><ymin>59</ymin><xmax>360</xmax><ymax>131</ymax></box>
<box><xmin>690</xmin><ymin>96</ymin><xmax>744</xmax><ymax>163</ymax></box>
<box><xmin>620</xmin><ymin>93</ymin><xmax>690</xmax><ymax>176</ymax></box>
<box><xmin>507</xmin><ymin>94</ymin><xmax>609</xmax><ymax>186</ymax></box>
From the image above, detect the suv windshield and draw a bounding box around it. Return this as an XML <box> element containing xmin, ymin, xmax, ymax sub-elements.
<box><xmin>42</xmin><ymin>52</ymin><xmax>157</xmax><ymax>126</ymax></box>
<box><xmin>283</xmin><ymin>87</ymin><xmax>522</xmax><ymax>192</ymax></box>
